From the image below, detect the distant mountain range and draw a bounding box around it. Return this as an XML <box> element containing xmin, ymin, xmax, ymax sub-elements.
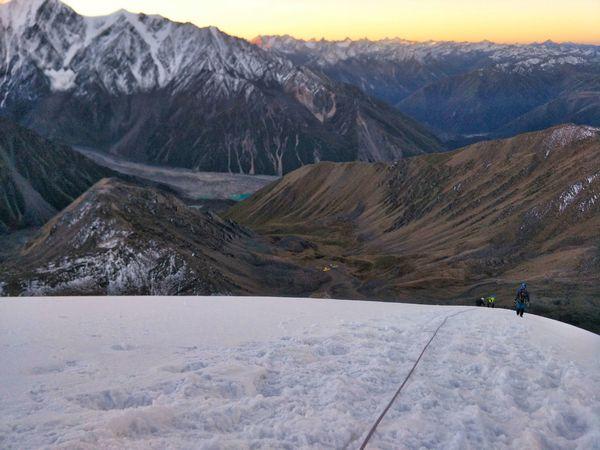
<box><xmin>228</xmin><ymin>124</ymin><xmax>600</xmax><ymax>331</ymax></box>
<box><xmin>254</xmin><ymin>36</ymin><xmax>600</xmax><ymax>145</ymax></box>
<box><xmin>2</xmin><ymin>0</ymin><xmax>597</xmax><ymax>168</ymax></box>
<box><xmin>0</xmin><ymin>0</ymin><xmax>442</xmax><ymax>176</ymax></box>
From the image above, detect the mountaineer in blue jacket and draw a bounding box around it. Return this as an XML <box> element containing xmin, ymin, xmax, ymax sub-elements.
<box><xmin>515</xmin><ymin>282</ymin><xmax>530</xmax><ymax>317</ymax></box>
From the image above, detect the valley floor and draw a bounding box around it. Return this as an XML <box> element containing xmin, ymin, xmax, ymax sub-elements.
<box><xmin>0</xmin><ymin>297</ymin><xmax>598</xmax><ymax>449</ymax></box>
<box><xmin>73</xmin><ymin>147</ymin><xmax>277</xmax><ymax>201</ymax></box>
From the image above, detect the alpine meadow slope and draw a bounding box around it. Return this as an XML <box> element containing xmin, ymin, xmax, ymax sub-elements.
<box><xmin>228</xmin><ymin>125</ymin><xmax>600</xmax><ymax>332</ymax></box>
<box><xmin>0</xmin><ymin>0</ymin><xmax>442</xmax><ymax>176</ymax></box>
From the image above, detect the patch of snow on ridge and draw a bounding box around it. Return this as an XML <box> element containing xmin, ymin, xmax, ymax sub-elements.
<box><xmin>0</xmin><ymin>297</ymin><xmax>598</xmax><ymax>449</ymax></box>
<box><xmin>580</xmin><ymin>194</ymin><xmax>599</xmax><ymax>212</ymax></box>
<box><xmin>578</xmin><ymin>172</ymin><xmax>600</xmax><ymax>212</ymax></box>
<box><xmin>544</xmin><ymin>125</ymin><xmax>599</xmax><ymax>157</ymax></box>
<box><xmin>587</xmin><ymin>172</ymin><xmax>600</xmax><ymax>185</ymax></box>
<box><xmin>44</xmin><ymin>68</ymin><xmax>77</xmax><ymax>91</ymax></box>
<box><xmin>26</xmin><ymin>246</ymin><xmax>191</xmax><ymax>296</ymax></box>
<box><xmin>559</xmin><ymin>182</ymin><xmax>584</xmax><ymax>213</ymax></box>
<box><xmin>558</xmin><ymin>171</ymin><xmax>600</xmax><ymax>213</ymax></box>
<box><xmin>24</xmin><ymin>275</ymin><xmax>98</xmax><ymax>295</ymax></box>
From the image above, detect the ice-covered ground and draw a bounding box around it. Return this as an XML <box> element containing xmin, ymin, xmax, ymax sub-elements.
<box><xmin>0</xmin><ymin>297</ymin><xmax>598</xmax><ymax>449</ymax></box>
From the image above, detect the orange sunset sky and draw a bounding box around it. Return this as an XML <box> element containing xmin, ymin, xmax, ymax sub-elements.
<box><xmin>49</xmin><ymin>0</ymin><xmax>600</xmax><ymax>44</ymax></box>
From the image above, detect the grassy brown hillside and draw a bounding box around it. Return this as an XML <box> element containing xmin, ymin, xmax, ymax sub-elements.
<box><xmin>228</xmin><ymin>125</ymin><xmax>600</xmax><ymax>332</ymax></box>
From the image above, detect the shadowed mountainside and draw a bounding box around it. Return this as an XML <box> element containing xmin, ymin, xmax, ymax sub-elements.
<box><xmin>0</xmin><ymin>118</ymin><xmax>115</xmax><ymax>233</ymax></box>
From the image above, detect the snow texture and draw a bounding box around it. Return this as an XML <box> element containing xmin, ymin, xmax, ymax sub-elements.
<box><xmin>558</xmin><ymin>182</ymin><xmax>584</xmax><ymax>213</ymax></box>
<box><xmin>43</xmin><ymin>69</ymin><xmax>76</xmax><ymax>91</ymax></box>
<box><xmin>1</xmin><ymin>297</ymin><xmax>598</xmax><ymax>449</ymax></box>
<box><xmin>556</xmin><ymin>170</ymin><xmax>600</xmax><ymax>214</ymax></box>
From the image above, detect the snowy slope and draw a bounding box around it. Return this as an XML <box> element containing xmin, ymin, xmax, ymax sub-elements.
<box><xmin>0</xmin><ymin>0</ymin><xmax>303</xmax><ymax>96</ymax></box>
<box><xmin>0</xmin><ymin>297</ymin><xmax>598</xmax><ymax>449</ymax></box>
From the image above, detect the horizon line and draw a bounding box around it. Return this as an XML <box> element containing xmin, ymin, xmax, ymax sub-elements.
<box><xmin>4</xmin><ymin>0</ymin><xmax>599</xmax><ymax>47</ymax></box>
<box><xmin>250</xmin><ymin>34</ymin><xmax>600</xmax><ymax>47</ymax></box>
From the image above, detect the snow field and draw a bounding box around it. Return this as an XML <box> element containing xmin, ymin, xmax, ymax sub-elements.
<box><xmin>370</xmin><ymin>308</ymin><xmax>600</xmax><ymax>449</ymax></box>
<box><xmin>0</xmin><ymin>297</ymin><xmax>598</xmax><ymax>449</ymax></box>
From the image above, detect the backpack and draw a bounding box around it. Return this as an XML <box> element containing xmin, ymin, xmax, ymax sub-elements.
<box><xmin>517</xmin><ymin>290</ymin><xmax>529</xmax><ymax>304</ymax></box>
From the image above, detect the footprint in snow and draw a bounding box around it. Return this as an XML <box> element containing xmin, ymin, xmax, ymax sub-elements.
<box><xmin>111</xmin><ymin>344</ymin><xmax>136</xmax><ymax>351</ymax></box>
<box><xmin>30</xmin><ymin>360</ymin><xmax>77</xmax><ymax>375</ymax></box>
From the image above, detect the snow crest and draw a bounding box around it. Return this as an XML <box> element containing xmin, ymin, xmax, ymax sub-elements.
<box><xmin>0</xmin><ymin>298</ymin><xmax>598</xmax><ymax>449</ymax></box>
<box><xmin>24</xmin><ymin>245</ymin><xmax>192</xmax><ymax>296</ymax></box>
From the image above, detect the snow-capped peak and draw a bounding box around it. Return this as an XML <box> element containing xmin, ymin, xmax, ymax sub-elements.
<box><xmin>0</xmin><ymin>0</ymin><xmax>49</xmax><ymax>13</ymax></box>
<box><xmin>254</xmin><ymin>35</ymin><xmax>600</xmax><ymax>71</ymax></box>
<box><xmin>0</xmin><ymin>0</ymin><xmax>326</xmax><ymax>97</ymax></box>
<box><xmin>0</xmin><ymin>0</ymin><xmax>69</xmax><ymax>27</ymax></box>
<box><xmin>0</xmin><ymin>0</ymin><xmax>339</xmax><ymax>138</ymax></box>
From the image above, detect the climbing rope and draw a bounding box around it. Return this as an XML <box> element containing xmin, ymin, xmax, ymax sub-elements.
<box><xmin>359</xmin><ymin>308</ymin><xmax>477</xmax><ymax>449</ymax></box>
